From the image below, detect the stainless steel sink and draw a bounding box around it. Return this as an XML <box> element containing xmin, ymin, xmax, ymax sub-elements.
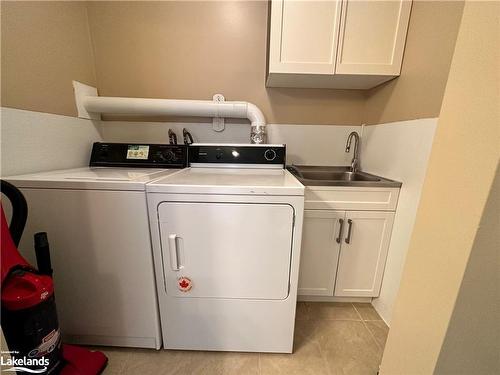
<box><xmin>287</xmin><ymin>165</ymin><xmax>401</xmax><ymax>187</ymax></box>
<box><xmin>299</xmin><ymin>171</ymin><xmax>381</xmax><ymax>182</ymax></box>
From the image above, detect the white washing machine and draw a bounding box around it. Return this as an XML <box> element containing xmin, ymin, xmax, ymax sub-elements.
<box><xmin>147</xmin><ymin>144</ymin><xmax>305</xmax><ymax>353</ymax></box>
<box><xmin>5</xmin><ymin>142</ymin><xmax>187</xmax><ymax>349</ymax></box>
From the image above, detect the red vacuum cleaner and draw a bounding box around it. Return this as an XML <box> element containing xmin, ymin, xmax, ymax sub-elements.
<box><xmin>1</xmin><ymin>180</ymin><xmax>108</xmax><ymax>374</ymax></box>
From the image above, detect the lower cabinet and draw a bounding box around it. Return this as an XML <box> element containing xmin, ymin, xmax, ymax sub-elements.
<box><xmin>298</xmin><ymin>209</ymin><xmax>395</xmax><ymax>298</ymax></box>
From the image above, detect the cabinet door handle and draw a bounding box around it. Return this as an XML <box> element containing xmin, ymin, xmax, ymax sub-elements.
<box><xmin>345</xmin><ymin>219</ymin><xmax>353</xmax><ymax>244</ymax></box>
<box><xmin>336</xmin><ymin>218</ymin><xmax>344</xmax><ymax>244</ymax></box>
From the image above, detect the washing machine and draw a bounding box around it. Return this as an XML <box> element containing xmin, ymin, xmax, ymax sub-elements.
<box><xmin>146</xmin><ymin>144</ymin><xmax>305</xmax><ymax>353</ymax></box>
<box><xmin>5</xmin><ymin>142</ymin><xmax>187</xmax><ymax>349</ymax></box>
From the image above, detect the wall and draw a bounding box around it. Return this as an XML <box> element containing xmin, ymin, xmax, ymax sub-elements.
<box><xmin>0</xmin><ymin>108</ymin><xmax>102</xmax><ymax>176</ymax></box>
<box><xmin>0</xmin><ymin>1</ymin><xmax>101</xmax><ymax>176</ymax></box>
<box><xmin>86</xmin><ymin>0</ymin><xmax>364</xmax><ymax>126</ymax></box>
<box><xmin>363</xmin><ymin>1</ymin><xmax>464</xmax><ymax>125</ymax></box>
<box><xmin>1</xmin><ymin>1</ymin><xmax>96</xmax><ymax>117</ymax></box>
<box><xmin>87</xmin><ymin>0</ymin><xmax>462</xmax><ymax>127</ymax></box>
<box><xmin>0</xmin><ymin>1</ymin><xmax>463</xmax><ymax>128</ymax></box>
<box><xmin>380</xmin><ymin>1</ymin><xmax>499</xmax><ymax>373</ymax></box>
<box><xmin>434</xmin><ymin>165</ymin><xmax>499</xmax><ymax>374</ymax></box>
<box><xmin>100</xmin><ymin>120</ymin><xmax>358</xmax><ymax>166</ymax></box>
<box><xmin>360</xmin><ymin>118</ymin><xmax>437</xmax><ymax>324</ymax></box>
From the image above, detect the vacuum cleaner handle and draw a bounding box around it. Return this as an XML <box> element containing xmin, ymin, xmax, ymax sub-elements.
<box><xmin>34</xmin><ymin>232</ymin><xmax>53</xmax><ymax>276</ymax></box>
<box><xmin>1</xmin><ymin>180</ymin><xmax>28</xmax><ymax>247</ymax></box>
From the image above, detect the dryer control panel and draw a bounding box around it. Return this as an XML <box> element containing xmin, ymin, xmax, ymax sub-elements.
<box><xmin>90</xmin><ymin>142</ymin><xmax>187</xmax><ymax>168</ymax></box>
<box><xmin>188</xmin><ymin>144</ymin><xmax>286</xmax><ymax>168</ymax></box>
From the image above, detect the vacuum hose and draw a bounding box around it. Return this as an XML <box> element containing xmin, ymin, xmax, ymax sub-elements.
<box><xmin>0</xmin><ymin>180</ymin><xmax>28</xmax><ymax>247</ymax></box>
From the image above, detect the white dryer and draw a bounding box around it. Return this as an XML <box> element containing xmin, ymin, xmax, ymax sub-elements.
<box><xmin>147</xmin><ymin>144</ymin><xmax>304</xmax><ymax>353</ymax></box>
<box><xmin>5</xmin><ymin>142</ymin><xmax>187</xmax><ymax>349</ymax></box>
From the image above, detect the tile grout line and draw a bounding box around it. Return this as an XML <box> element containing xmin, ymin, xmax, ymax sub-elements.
<box><xmin>351</xmin><ymin>303</ymin><xmax>384</xmax><ymax>351</ymax></box>
<box><xmin>305</xmin><ymin>318</ymin><xmax>370</xmax><ymax>322</ymax></box>
<box><xmin>300</xmin><ymin>301</ymin><xmax>367</xmax><ymax>322</ymax></box>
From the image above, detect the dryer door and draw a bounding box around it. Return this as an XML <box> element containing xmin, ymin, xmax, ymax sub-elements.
<box><xmin>158</xmin><ymin>201</ymin><xmax>294</xmax><ymax>300</ymax></box>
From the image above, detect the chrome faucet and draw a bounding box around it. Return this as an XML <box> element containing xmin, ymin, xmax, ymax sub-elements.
<box><xmin>345</xmin><ymin>131</ymin><xmax>360</xmax><ymax>173</ymax></box>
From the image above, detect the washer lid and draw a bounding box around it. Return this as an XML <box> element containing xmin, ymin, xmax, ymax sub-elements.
<box><xmin>6</xmin><ymin>167</ymin><xmax>182</xmax><ymax>191</ymax></box>
<box><xmin>146</xmin><ymin>167</ymin><xmax>304</xmax><ymax>196</ymax></box>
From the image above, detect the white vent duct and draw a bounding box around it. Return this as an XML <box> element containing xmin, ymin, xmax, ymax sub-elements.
<box><xmin>73</xmin><ymin>81</ymin><xmax>266</xmax><ymax>144</ymax></box>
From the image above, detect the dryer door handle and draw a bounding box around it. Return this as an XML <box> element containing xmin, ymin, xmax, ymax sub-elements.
<box><xmin>168</xmin><ymin>234</ymin><xmax>180</xmax><ymax>271</ymax></box>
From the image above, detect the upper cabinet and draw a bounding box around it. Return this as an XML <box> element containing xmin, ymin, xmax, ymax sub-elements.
<box><xmin>267</xmin><ymin>0</ymin><xmax>412</xmax><ymax>89</ymax></box>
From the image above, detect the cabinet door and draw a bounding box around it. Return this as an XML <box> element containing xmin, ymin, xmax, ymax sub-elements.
<box><xmin>268</xmin><ymin>0</ymin><xmax>342</xmax><ymax>74</ymax></box>
<box><xmin>298</xmin><ymin>210</ymin><xmax>345</xmax><ymax>296</ymax></box>
<box><xmin>335</xmin><ymin>211</ymin><xmax>395</xmax><ymax>297</ymax></box>
<box><xmin>336</xmin><ymin>0</ymin><xmax>412</xmax><ymax>75</ymax></box>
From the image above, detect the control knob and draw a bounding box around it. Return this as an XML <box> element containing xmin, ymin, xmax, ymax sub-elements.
<box><xmin>156</xmin><ymin>150</ymin><xmax>175</xmax><ymax>162</ymax></box>
<box><xmin>264</xmin><ymin>149</ymin><xmax>277</xmax><ymax>161</ymax></box>
<box><xmin>164</xmin><ymin>150</ymin><xmax>175</xmax><ymax>162</ymax></box>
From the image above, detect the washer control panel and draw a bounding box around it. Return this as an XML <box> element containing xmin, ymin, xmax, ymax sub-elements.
<box><xmin>188</xmin><ymin>144</ymin><xmax>286</xmax><ymax>167</ymax></box>
<box><xmin>90</xmin><ymin>142</ymin><xmax>187</xmax><ymax>168</ymax></box>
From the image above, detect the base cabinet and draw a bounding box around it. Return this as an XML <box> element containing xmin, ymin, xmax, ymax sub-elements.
<box><xmin>298</xmin><ymin>209</ymin><xmax>395</xmax><ymax>298</ymax></box>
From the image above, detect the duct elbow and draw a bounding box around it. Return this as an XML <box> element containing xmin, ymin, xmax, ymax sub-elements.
<box><xmin>246</xmin><ymin>102</ymin><xmax>265</xmax><ymax>126</ymax></box>
<box><xmin>247</xmin><ymin>102</ymin><xmax>266</xmax><ymax>144</ymax></box>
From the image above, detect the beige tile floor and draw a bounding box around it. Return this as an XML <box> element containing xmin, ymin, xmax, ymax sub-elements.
<box><xmin>94</xmin><ymin>302</ymin><xmax>389</xmax><ymax>375</ymax></box>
